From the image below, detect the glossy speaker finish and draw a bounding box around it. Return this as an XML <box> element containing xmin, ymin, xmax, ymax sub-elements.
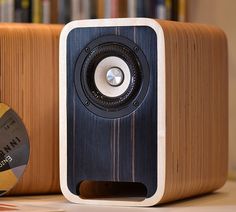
<box><xmin>60</xmin><ymin>18</ymin><xmax>228</xmax><ymax>206</ymax></box>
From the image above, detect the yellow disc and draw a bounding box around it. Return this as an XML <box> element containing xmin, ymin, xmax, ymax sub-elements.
<box><xmin>0</xmin><ymin>103</ymin><xmax>30</xmax><ymax>196</ymax></box>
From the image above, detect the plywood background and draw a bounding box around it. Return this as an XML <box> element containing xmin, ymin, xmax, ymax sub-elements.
<box><xmin>188</xmin><ymin>0</ymin><xmax>236</xmax><ymax>179</ymax></box>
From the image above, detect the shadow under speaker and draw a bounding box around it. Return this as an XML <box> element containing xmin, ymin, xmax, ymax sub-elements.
<box><xmin>59</xmin><ymin>18</ymin><xmax>228</xmax><ymax>206</ymax></box>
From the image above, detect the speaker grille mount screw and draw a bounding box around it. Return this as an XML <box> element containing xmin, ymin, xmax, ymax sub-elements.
<box><xmin>133</xmin><ymin>100</ymin><xmax>139</xmax><ymax>107</ymax></box>
<box><xmin>85</xmin><ymin>100</ymin><xmax>90</xmax><ymax>106</ymax></box>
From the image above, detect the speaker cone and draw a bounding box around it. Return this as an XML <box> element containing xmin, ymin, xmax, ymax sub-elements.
<box><xmin>81</xmin><ymin>42</ymin><xmax>142</xmax><ymax>110</ymax></box>
<box><xmin>74</xmin><ymin>35</ymin><xmax>149</xmax><ymax>118</ymax></box>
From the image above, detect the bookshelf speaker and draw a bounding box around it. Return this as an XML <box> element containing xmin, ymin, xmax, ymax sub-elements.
<box><xmin>0</xmin><ymin>24</ymin><xmax>62</xmax><ymax>195</ymax></box>
<box><xmin>59</xmin><ymin>18</ymin><xmax>228</xmax><ymax>206</ymax></box>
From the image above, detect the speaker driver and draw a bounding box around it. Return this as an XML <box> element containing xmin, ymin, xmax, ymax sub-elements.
<box><xmin>94</xmin><ymin>56</ymin><xmax>130</xmax><ymax>98</ymax></box>
<box><xmin>74</xmin><ymin>35</ymin><xmax>150</xmax><ymax>118</ymax></box>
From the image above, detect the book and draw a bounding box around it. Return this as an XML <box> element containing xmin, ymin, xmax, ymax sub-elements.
<box><xmin>81</xmin><ymin>0</ymin><xmax>90</xmax><ymax>19</ymax></box>
<box><xmin>97</xmin><ymin>0</ymin><xmax>104</xmax><ymax>18</ymax></box>
<box><xmin>118</xmin><ymin>0</ymin><xmax>127</xmax><ymax>17</ymax></box>
<box><xmin>111</xmin><ymin>0</ymin><xmax>119</xmax><ymax>18</ymax></box>
<box><xmin>71</xmin><ymin>0</ymin><xmax>95</xmax><ymax>20</ymax></box>
<box><xmin>71</xmin><ymin>0</ymin><xmax>81</xmax><ymax>20</ymax></box>
<box><xmin>0</xmin><ymin>0</ymin><xmax>14</xmax><ymax>22</ymax></box>
<box><xmin>32</xmin><ymin>0</ymin><xmax>41</xmax><ymax>23</ymax></box>
<box><xmin>50</xmin><ymin>0</ymin><xmax>58</xmax><ymax>23</ymax></box>
<box><xmin>14</xmin><ymin>0</ymin><xmax>21</xmax><ymax>21</ymax></box>
<box><xmin>42</xmin><ymin>0</ymin><xmax>50</xmax><ymax>23</ymax></box>
<box><xmin>136</xmin><ymin>0</ymin><xmax>145</xmax><ymax>17</ymax></box>
<box><xmin>58</xmin><ymin>0</ymin><xmax>70</xmax><ymax>23</ymax></box>
<box><xmin>6</xmin><ymin>0</ymin><xmax>14</xmax><ymax>22</ymax></box>
<box><xmin>145</xmin><ymin>0</ymin><xmax>155</xmax><ymax>18</ymax></box>
<box><xmin>165</xmin><ymin>0</ymin><xmax>172</xmax><ymax>19</ymax></box>
<box><xmin>22</xmin><ymin>0</ymin><xmax>31</xmax><ymax>22</ymax></box>
<box><xmin>178</xmin><ymin>0</ymin><xmax>186</xmax><ymax>21</ymax></box>
<box><xmin>14</xmin><ymin>1</ymin><xmax>32</xmax><ymax>23</ymax></box>
<box><xmin>155</xmin><ymin>0</ymin><xmax>166</xmax><ymax>19</ymax></box>
<box><xmin>128</xmin><ymin>0</ymin><xmax>136</xmax><ymax>17</ymax></box>
<box><xmin>0</xmin><ymin>0</ymin><xmax>186</xmax><ymax>24</ymax></box>
<box><xmin>104</xmin><ymin>0</ymin><xmax>111</xmax><ymax>18</ymax></box>
<box><xmin>0</xmin><ymin>0</ymin><xmax>6</xmax><ymax>21</ymax></box>
<box><xmin>171</xmin><ymin>0</ymin><xmax>178</xmax><ymax>21</ymax></box>
<box><xmin>90</xmin><ymin>0</ymin><xmax>98</xmax><ymax>19</ymax></box>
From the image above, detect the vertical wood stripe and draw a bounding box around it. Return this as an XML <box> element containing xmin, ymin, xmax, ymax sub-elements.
<box><xmin>131</xmin><ymin>112</ymin><xmax>135</xmax><ymax>182</ymax></box>
<box><xmin>113</xmin><ymin>120</ymin><xmax>116</xmax><ymax>180</ymax></box>
<box><xmin>116</xmin><ymin>118</ymin><xmax>120</xmax><ymax>181</ymax></box>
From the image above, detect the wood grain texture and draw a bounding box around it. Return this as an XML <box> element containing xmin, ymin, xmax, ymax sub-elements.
<box><xmin>0</xmin><ymin>24</ymin><xmax>62</xmax><ymax>195</ymax></box>
<box><xmin>157</xmin><ymin>20</ymin><xmax>228</xmax><ymax>203</ymax></box>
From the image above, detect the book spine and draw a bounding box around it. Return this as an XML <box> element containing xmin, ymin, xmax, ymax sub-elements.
<box><xmin>104</xmin><ymin>0</ymin><xmax>111</xmax><ymax>18</ymax></box>
<box><xmin>1</xmin><ymin>0</ymin><xmax>6</xmax><ymax>21</ymax></box>
<box><xmin>165</xmin><ymin>0</ymin><xmax>172</xmax><ymax>19</ymax></box>
<box><xmin>50</xmin><ymin>0</ymin><xmax>57</xmax><ymax>23</ymax></box>
<box><xmin>145</xmin><ymin>0</ymin><xmax>155</xmax><ymax>17</ymax></box>
<box><xmin>97</xmin><ymin>0</ymin><xmax>104</xmax><ymax>18</ymax></box>
<box><xmin>90</xmin><ymin>0</ymin><xmax>97</xmax><ymax>19</ymax></box>
<box><xmin>21</xmin><ymin>0</ymin><xmax>31</xmax><ymax>22</ymax></box>
<box><xmin>58</xmin><ymin>0</ymin><xmax>64</xmax><ymax>23</ymax></box>
<box><xmin>32</xmin><ymin>0</ymin><xmax>41</xmax><ymax>23</ymax></box>
<box><xmin>128</xmin><ymin>0</ymin><xmax>136</xmax><ymax>17</ymax></box>
<box><xmin>137</xmin><ymin>0</ymin><xmax>145</xmax><ymax>17</ymax></box>
<box><xmin>42</xmin><ymin>0</ymin><xmax>50</xmax><ymax>23</ymax></box>
<box><xmin>15</xmin><ymin>0</ymin><xmax>22</xmax><ymax>22</ymax></box>
<box><xmin>111</xmin><ymin>0</ymin><xmax>119</xmax><ymax>18</ymax></box>
<box><xmin>6</xmin><ymin>0</ymin><xmax>14</xmax><ymax>22</ymax></box>
<box><xmin>118</xmin><ymin>0</ymin><xmax>127</xmax><ymax>17</ymax></box>
<box><xmin>155</xmin><ymin>0</ymin><xmax>166</xmax><ymax>19</ymax></box>
<box><xmin>58</xmin><ymin>0</ymin><xmax>70</xmax><ymax>23</ymax></box>
<box><xmin>82</xmin><ymin>0</ymin><xmax>90</xmax><ymax>19</ymax></box>
<box><xmin>71</xmin><ymin>0</ymin><xmax>81</xmax><ymax>20</ymax></box>
<box><xmin>171</xmin><ymin>0</ymin><xmax>178</xmax><ymax>21</ymax></box>
<box><xmin>15</xmin><ymin>0</ymin><xmax>31</xmax><ymax>22</ymax></box>
<box><xmin>64</xmin><ymin>0</ymin><xmax>71</xmax><ymax>23</ymax></box>
<box><xmin>0</xmin><ymin>0</ymin><xmax>1</xmax><ymax>21</ymax></box>
<box><xmin>178</xmin><ymin>0</ymin><xmax>186</xmax><ymax>21</ymax></box>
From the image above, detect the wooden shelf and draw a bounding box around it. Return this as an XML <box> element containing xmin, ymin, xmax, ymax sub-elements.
<box><xmin>1</xmin><ymin>180</ymin><xmax>236</xmax><ymax>211</ymax></box>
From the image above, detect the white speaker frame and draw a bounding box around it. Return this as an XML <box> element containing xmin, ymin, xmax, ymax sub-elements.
<box><xmin>59</xmin><ymin>18</ymin><xmax>166</xmax><ymax>206</ymax></box>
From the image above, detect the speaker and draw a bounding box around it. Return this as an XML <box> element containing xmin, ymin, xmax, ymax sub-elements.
<box><xmin>59</xmin><ymin>18</ymin><xmax>228</xmax><ymax>206</ymax></box>
<box><xmin>0</xmin><ymin>24</ymin><xmax>62</xmax><ymax>195</ymax></box>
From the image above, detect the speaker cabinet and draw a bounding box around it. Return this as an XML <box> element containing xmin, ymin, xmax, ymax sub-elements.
<box><xmin>60</xmin><ymin>18</ymin><xmax>228</xmax><ymax>206</ymax></box>
<box><xmin>0</xmin><ymin>24</ymin><xmax>62</xmax><ymax>195</ymax></box>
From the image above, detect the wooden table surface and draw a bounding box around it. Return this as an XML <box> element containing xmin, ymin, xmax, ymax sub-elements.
<box><xmin>1</xmin><ymin>180</ymin><xmax>236</xmax><ymax>211</ymax></box>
